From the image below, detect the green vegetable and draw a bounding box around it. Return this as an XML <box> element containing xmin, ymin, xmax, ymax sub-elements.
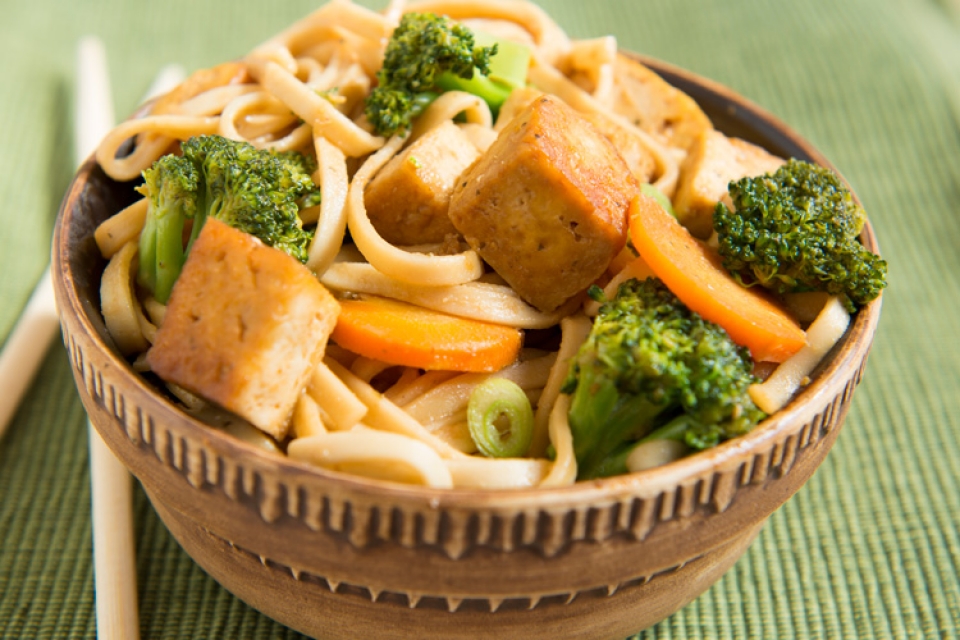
<box><xmin>365</xmin><ymin>12</ymin><xmax>529</xmax><ymax>136</ymax></box>
<box><xmin>563</xmin><ymin>278</ymin><xmax>766</xmax><ymax>479</ymax></box>
<box><xmin>136</xmin><ymin>135</ymin><xmax>319</xmax><ymax>303</ymax></box>
<box><xmin>434</xmin><ymin>30</ymin><xmax>530</xmax><ymax>115</ymax></box>
<box><xmin>640</xmin><ymin>183</ymin><xmax>676</xmax><ymax>218</ymax></box>
<box><xmin>467</xmin><ymin>377</ymin><xmax>534</xmax><ymax>458</ymax></box>
<box><xmin>713</xmin><ymin>158</ymin><xmax>887</xmax><ymax>312</ymax></box>
<box><xmin>137</xmin><ymin>154</ymin><xmax>199</xmax><ymax>303</ymax></box>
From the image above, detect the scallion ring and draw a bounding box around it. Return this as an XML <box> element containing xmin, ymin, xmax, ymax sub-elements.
<box><xmin>467</xmin><ymin>378</ymin><xmax>534</xmax><ymax>458</ymax></box>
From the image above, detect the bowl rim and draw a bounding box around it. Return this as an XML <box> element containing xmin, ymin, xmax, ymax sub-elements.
<box><xmin>54</xmin><ymin>51</ymin><xmax>883</xmax><ymax>512</ymax></box>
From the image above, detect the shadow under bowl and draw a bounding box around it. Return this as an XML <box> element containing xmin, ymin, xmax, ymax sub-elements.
<box><xmin>52</xmin><ymin>53</ymin><xmax>882</xmax><ymax>640</ymax></box>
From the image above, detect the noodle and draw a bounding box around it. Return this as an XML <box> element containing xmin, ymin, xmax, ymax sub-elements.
<box><xmin>305</xmin><ymin>136</ymin><xmax>350</xmax><ymax>272</ymax></box>
<box><xmin>319</xmin><ymin>262</ymin><xmax>566</xmax><ymax>329</ymax></box>
<box><xmin>96</xmin><ymin>115</ymin><xmax>219</xmax><ymax>181</ymax></box>
<box><xmin>94</xmin><ymin>198</ymin><xmax>147</xmax><ymax>259</ymax></box>
<box><xmin>258</xmin><ymin>61</ymin><xmax>383</xmax><ymax>157</ymax></box>
<box><xmin>407</xmin><ymin>90</ymin><xmax>492</xmax><ymax>144</ymax></box>
<box><xmin>345</xmin><ymin>134</ymin><xmax>485</xmax><ymax>286</ymax></box>
<box><xmin>99</xmin><ymin>241</ymin><xmax>150</xmax><ymax>356</ymax></box>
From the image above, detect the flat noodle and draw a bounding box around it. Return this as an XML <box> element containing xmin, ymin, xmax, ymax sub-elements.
<box><xmin>251</xmin><ymin>0</ymin><xmax>392</xmax><ymax>62</ymax></box>
<box><xmin>404</xmin><ymin>0</ymin><xmax>571</xmax><ymax>65</ymax></box>
<box><xmin>402</xmin><ymin>355</ymin><xmax>555</xmax><ymax>428</ymax></box>
<box><xmin>296</xmin><ymin>54</ymin><xmax>371</xmax><ymax>116</ymax></box>
<box><xmin>178</xmin><ymin>84</ymin><xmax>260</xmax><ymax>117</ymax></box>
<box><xmin>99</xmin><ymin>241</ymin><xmax>149</xmax><ymax>356</ymax></box>
<box><xmin>306</xmin><ymin>136</ymin><xmax>349</xmax><ymax>273</ymax></box>
<box><xmin>567</xmin><ymin>37</ymin><xmax>617</xmax><ymax>103</ymax></box>
<box><xmin>217</xmin><ymin>91</ymin><xmax>298</xmax><ymax>143</ymax></box>
<box><xmin>325</xmin><ymin>357</ymin><xmax>468</xmax><ymax>460</ymax></box>
<box><xmin>346</xmin><ymin>134</ymin><xmax>485</xmax><ymax>286</ymax></box>
<box><xmin>96</xmin><ymin>115</ymin><xmax>220</xmax><ymax>181</ymax></box>
<box><xmin>319</xmin><ymin>261</ymin><xmax>563</xmax><ymax>329</ymax></box>
<box><xmin>259</xmin><ymin>61</ymin><xmax>383</xmax><ymax>157</ymax></box>
<box><xmin>148</xmin><ymin>61</ymin><xmax>250</xmax><ymax>116</ymax></box>
<box><xmin>539</xmin><ymin>394</ymin><xmax>577</xmax><ymax>487</ymax></box>
<box><xmin>350</xmin><ymin>356</ymin><xmax>394</xmax><ymax>383</ymax></box>
<box><xmin>287</xmin><ymin>427</ymin><xmax>454</xmax><ymax>488</ymax></box>
<box><xmin>530</xmin><ymin>314</ymin><xmax>592</xmax><ymax>457</ymax></box>
<box><xmin>257</xmin><ymin>122</ymin><xmax>314</xmax><ymax>153</ymax></box>
<box><xmin>292</xmin><ymin>393</ymin><xmax>329</xmax><ymax>438</ymax></box>
<box><xmin>307</xmin><ymin>360</ymin><xmax>368</xmax><ymax>430</ymax></box>
<box><xmin>446</xmin><ymin>457</ymin><xmax>551</xmax><ymax>489</ymax></box>
<box><xmin>95</xmin><ymin>198</ymin><xmax>147</xmax><ymax>259</ymax></box>
<box><xmin>408</xmin><ymin>90</ymin><xmax>492</xmax><ymax>144</ymax></box>
<box><xmin>384</xmin><ymin>370</ymin><xmax>459</xmax><ymax>406</ymax></box>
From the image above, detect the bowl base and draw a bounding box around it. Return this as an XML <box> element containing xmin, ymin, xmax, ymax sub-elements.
<box><xmin>149</xmin><ymin>490</ymin><xmax>765</xmax><ymax>640</ymax></box>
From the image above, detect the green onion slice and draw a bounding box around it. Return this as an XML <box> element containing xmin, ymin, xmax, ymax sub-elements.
<box><xmin>467</xmin><ymin>378</ymin><xmax>534</xmax><ymax>458</ymax></box>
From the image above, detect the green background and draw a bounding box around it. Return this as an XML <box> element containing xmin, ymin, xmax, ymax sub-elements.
<box><xmin>1</xmin><ymin>0</ymin><xmax>958</xmax><ymax>637</ymax></box>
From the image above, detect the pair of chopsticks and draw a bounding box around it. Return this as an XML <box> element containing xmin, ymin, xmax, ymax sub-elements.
<box><xmin>0</xmin><ymin>36</ymin><xmax>183</xmax><ymax>640</ymax></box>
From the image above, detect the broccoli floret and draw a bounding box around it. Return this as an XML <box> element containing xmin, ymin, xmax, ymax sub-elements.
<box><xmin>365</xmin><ymin>12</ymin><xmax>529</xmax><ymax>136</ymax></box>
<box><xmin>136</xmin><ymin>135</ymin><xmax>318</xmax><ymax>303</ymax></box>
<box><xmin>563</xmin><ymin>278</ymin><xmax>765</xmax><ymax>479</ymax></box>
<box><xmin>713</xmin><ymin>159</ymin><xmax>887</xmax><ymax>312</ymax></box>
<box><xmin>182</xmin><ymin>135</ymin><xmax>317</xmax><ymax>261</ymax></box>
<box><xmin>137</xmin><ymin>154</ymin><xmax>199</xmax><ymax>304</ymax></box>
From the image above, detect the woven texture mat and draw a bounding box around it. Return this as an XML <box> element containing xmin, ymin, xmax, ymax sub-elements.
<box><xmin>1</xmin><ymin>0</ymin><xmax>958</xmax><ymax>637</ymax></box>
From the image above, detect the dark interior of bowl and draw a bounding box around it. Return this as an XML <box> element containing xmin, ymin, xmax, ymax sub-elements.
<box><xmin>60</xmin><ymin>157</ymin><xmax>142</xmax><ymax>357</ymax></box>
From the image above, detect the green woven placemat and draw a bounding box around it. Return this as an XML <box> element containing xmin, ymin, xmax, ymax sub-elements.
<box><xmin>1</xmin><ymin>0</ymin><xmax>958</xmax><ymax>638</ymax></box>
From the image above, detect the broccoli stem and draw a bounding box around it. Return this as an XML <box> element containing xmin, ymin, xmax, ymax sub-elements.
<box><xmin>153</xmin><ymin>206</ymin><xmax>186</xmax><ymax>304</ymax></box>
<box><xmin>435</xmin><ymin>73</ymin><xmax>514</xmax><ymax>115</ymax></box>
<box><xmin>137</xmin><ymin>212</ymin><xmax>158</xmax><ymax>294</ymax></box>
<box><xmin>435</xmin><ymin>32</ymin><xmax>529</xmax><ymax>116</ymax></box>
<box><xmin>569</xmin><ymin>371</ymin><xmax>667</xmax><ymax>479</ymax></box>
<box><xmin>410</xmin><ymin>91</ymin><xmax>440</xmax><ymax>119</ymax></box>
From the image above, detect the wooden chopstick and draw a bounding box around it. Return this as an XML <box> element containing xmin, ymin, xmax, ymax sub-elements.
<box><xmin>0</xmin><ymin>267</ymin><xmax>59</xmax><ymax>440</ymax></box>
<box><xmin>75</xmin><ymin>35</ymin><xmax>142</xmax><ymax>640</ymax></box>
<box><xmin>75</xmin><ymin>36</ymin><xmax>184</xmax><ymax>640</ymax></box>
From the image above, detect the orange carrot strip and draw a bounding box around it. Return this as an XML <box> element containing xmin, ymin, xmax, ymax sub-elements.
<box><xmin>331</xmin><ymin>296</ymin><xmax>522</xmax><ymax>373</ymax></box>
<box><xmin>628</xmin><ymin>194</ymin><xmax>806</xmax><ymax>363</ymax></box>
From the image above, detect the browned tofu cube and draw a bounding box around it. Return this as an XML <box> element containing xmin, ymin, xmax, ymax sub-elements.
<box><xmin>147</xmin><ymin>219</ymin><xmax>340</xmax><ymax>440</ymax></box>
<box><xmin>364</xmin><ymin>120</ymin><xmax>480</xmax><ymax>246</ymax></box>
<box><xmin>611</xmin><ymin>54</ymin><xmax>713</xmax><ymax>153</ymax></box>
<box><xmin>673</xmin><ymin>129</ymin><xmax>785</xmax><ymax>238</ymax></box>
<box><xmin>448</xmin><ymin>95</ymin><xmax>637</xmax><ymax>312</ymax></box>
<box><xmin>583</xmin><ymin>112</ymin><xmax>658</xmax><ymax>185</ymax></box>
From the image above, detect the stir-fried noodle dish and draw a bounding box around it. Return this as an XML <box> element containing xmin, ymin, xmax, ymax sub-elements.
<box><xmin>91</xmin><ymin>0</ymin><xmax>887</xmax><ymax>489</ymax></box>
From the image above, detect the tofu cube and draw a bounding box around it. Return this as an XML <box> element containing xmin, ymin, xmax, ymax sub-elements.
<box><xmin>364</xmin><ymin>120</ymin><xmax>480</xmax><ymax>246</ymax></box>
<box><xmin>611</xmin><ymin>55</ymin><xmax>713</xmax><ymax>153</ymax></box>
<box><xmin>146</xmin><ymin>218</ymin><xmax>340</xmax><ymax>440</ymax></box>
<box><xmin>448</xmin><ymin>95</ymin><xmax>637</xmax><ymax>312</ymax></box>
<box><xmin>583</xmin><ymin>112</ymin><xmax>658</xmax><ymax>185</ymax></box>
<box><xmin>673</xmin><ymin>129</ymin><xmax>785</xmax><ymax>238</ymax></box>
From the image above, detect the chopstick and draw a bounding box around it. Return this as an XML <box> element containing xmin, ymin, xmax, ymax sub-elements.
<box><xmin>75</xmin><ymin>37</ymin><xmax>184</xmax><ymax>640</ymax></box>
<box><xmin>75</xmin><ymin>35</ymin><xmax>140</xmax><ymax>640</ymax></box>
<box><xmin>0</xmin><ymin>267</ymin><xmax>58</xmax><ymax>439</ymax></box>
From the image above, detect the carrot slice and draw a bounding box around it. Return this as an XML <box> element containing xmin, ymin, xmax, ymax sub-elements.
<box><xmin>628</xmin><ymin>194</ymin><xmax>806</xmax><ymax>363</ymax></box>
<box><xmin>331</xmin><ymin>296</ymin><xmax>522</xmax><ymax>372</ymax></box>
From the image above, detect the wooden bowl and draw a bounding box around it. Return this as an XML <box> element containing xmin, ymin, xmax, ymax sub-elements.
<box><xmin>52</xmin><ymin>54</ymin><xmax>882</xmax><ymax>640</ymax></box>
